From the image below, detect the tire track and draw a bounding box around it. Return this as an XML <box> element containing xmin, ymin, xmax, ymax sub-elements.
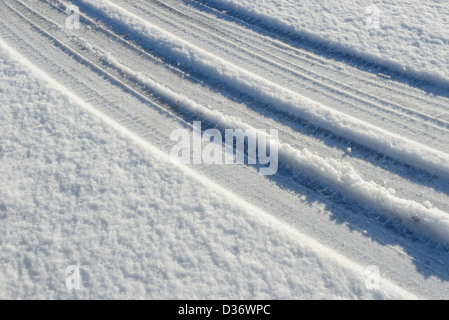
<box><xmin>190</xmin><ymin>0</ymin><xmax>449</xmax><ymax>110</ymax></box>
<box><xmin>123</xmin><ymin>0</ymin><xmax>449</xmax><ymax>149</ymax></box>
<box><xmin>3</xmin><ymin>0</ymin><xmax>449</xmax><ymax>298</ymax></box>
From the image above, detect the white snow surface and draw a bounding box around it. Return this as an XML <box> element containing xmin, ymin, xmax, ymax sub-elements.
<box><xmin>80</xmin><ymin>0</ymin><xmax>449</xmax><ymax>182</ymax></box>
<box><xmin>105</xmin><ymin>50</ymin><xmax>449</xmax><ymax>248</ymax></box>
<box><xmin>205</xmin><ymin>0</ymin><xmax>449</xmax><ymax>87</ymax></box>
<box><xmin>77</xmin><ymin>0</ymin><xmax>449</xmax><ymax>249</ymax></box>
<box><xmin>0</xmin><ymin>39</ymin><xmax>416</xmax><ymax>299</ymax></box>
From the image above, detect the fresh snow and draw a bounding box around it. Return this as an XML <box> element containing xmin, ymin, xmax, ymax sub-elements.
<box><xmin>0</xmin><ymin>39</ymin><xmax>415</xmax><ymax>299</ymax></box>
<box><xmin>1</xmin><ymin>0</ymin><xmax>449</xmax><ymax>300</ymax></box>
<box><xmin>106</xmin><ymin>49</ymin><xmax>449</xmax><ymax>248</ymax></box>
<box><xmin>78</xmin><ymin>0</ymin><xmax>449</xmax><ymax>181</ymax></box>
<box><xmin>202</xmin><ymin>0</ymin><xmax>449</xmax><ymax>87</ymax></box>
<box><xmin>75</xmin><ymin>0</ymin><xmax>449</xmax><ymax>250</ymax></box>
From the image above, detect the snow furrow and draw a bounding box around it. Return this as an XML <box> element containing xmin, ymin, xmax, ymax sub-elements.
<box><xmin>194</xmin><ymin>0</ymin><xmax>449</xmax><ymax>89</ymax></box>
<box><xmin>3</xmin><ymin>0</ymin><xmax>449</xmax><ymax>298</ymax></box>
<box><xmin>99</xmin><ymin>52</ymin><xmax>449</xmax><ymax>249</ymax></box>
<box><xmin>71</xmin><ymin>0</ymin><xmax>449</xmax><ymax>181</ymax></box>
<box><xmin>0</xmin><ymin>35</ymin><xmax>424</xmax><ymax>299</ymax></box>
<box><xmin>188</xmin><ymin>0</ymin><xmax>449</xmax><ymax>122</ymax></box>
<box><xmin>123</xmin><ymin>0</ymin><xmax>449</xmax><ymax>157</ymax></box>
<box><xmin>139</xmin><ymin>0</ymin><xmax>449</xmax><ymax>134</ymax></box>
<box><xmin>8</xmin><ymin>0</ymin><xmax>449</xmax><ymax>247</ymax></box>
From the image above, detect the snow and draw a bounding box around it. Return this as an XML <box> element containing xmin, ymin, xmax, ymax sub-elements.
<box><xmin>202</xmin><ymin>0</ymin><xmax>449</xmax><ymax>87</ymax></box>
<box><xmin>279</xmin><ymin>145</ymin><xmax>449</xmax><ymax>248</ymax></box>
<box><xmin>2</xmin><ymin>0</ymin><xmax>449</xmax><ymax>300</ymax></box>
<box><xmin>103</xmin><ymin>41</ymin><xmax>449</xmax><ymax>248</ymax></box>
<box><xmin>77</xmin><ymin>0</ymin><xmax>449</xmax><ymax>181</ymax></box>
<box><xmin>73</xmin><ymin>0</ymin><xmax>449</xmax><ymax>248</ymax></box>
<box><xmin>0</xmin><ymin>39</ymin><xmax>415</xmax><ymax>299</ymax></box>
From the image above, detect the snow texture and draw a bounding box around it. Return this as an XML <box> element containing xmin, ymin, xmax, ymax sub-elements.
<box><xmin>75</xmin><ymin>0</ymin><xmax>449</xmax><ymax>248</ymax></box>
<box><xmin>102</xmin><ymin>48</ymin><xmax>449</xmax><ymax>248</ymax></box>
<box><xmin>78</xmin><ymin>0</ymin><xmax>449</xmax><ymax>181</ymax></box>
<box><xmin>203</xmin><ymin>0</ymin><xmax>449</xmax><ymax>87</ymax></box>
<box><xmin>0</xmin><ymin>39</ymin><xmax>416</xmax><ymax>299</ymax></box>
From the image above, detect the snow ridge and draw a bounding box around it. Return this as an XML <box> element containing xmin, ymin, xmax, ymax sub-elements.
<box><xmin>76</xmin><ymin>0</ymin><xmax>449</xmax><ymax>182</ymax></box>
<box><xmin>97</xmin><ymin>45</ymin><xmax>449</xmax><ymax>249</ymax></box>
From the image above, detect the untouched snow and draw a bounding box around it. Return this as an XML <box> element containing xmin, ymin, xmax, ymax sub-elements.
<box><xmin>0</xmin><ymin>39</ymin><xmax>416</xmax><ymax>299</ymax></box>
<box><xmin>203</xmin><ymin>0</ymin><xmax>449</xmax><ymax>87</ymax></box>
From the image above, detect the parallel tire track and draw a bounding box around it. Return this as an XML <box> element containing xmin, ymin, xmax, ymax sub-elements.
<box><xmin>190</xmin><ymin>0</ymin><xmax>449</xmax><ymax>115</ymax></box>
<box><xmin>130</xmin><ymin>0</ymin><xmax>449</xmax><ymax>148</ymax></box>
<box><xmin>2</xmin><ymin>0</ymin><xmax>448</xmax><ymax>298</ymax></box>
<box><xmin>148</xmin><ymin>0</ymin><xmax>449</xmax><ymax>131</ymax></box>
